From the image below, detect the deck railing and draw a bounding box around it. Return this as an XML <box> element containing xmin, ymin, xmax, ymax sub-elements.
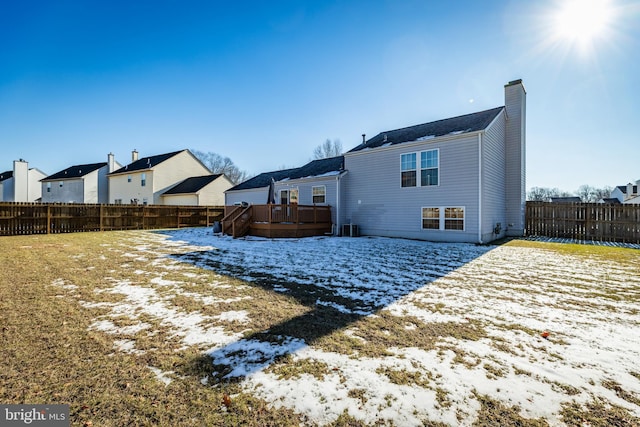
<box><xmin>222</xmin><ymin>204</ymin><xmax>332</xmax><ymax>238</ymax></box>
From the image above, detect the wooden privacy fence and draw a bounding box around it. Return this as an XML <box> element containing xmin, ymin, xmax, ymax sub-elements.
<box><xmin>526</xmin><ymin>202</ymin><xmax>640</xmax><ymax>243</ymax></box>
<box><xmin>0</xmin><ymin>203</ymin><xmax>225</xmax><ymax>236</ymax></box>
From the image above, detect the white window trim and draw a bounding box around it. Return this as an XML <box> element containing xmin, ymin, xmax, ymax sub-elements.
<box><xmin>421</xmin><ymin>206</ymin><xmax>465</xmax><ymax>231</ymax></box>
<box><xmin>400</xmin><ymin>148</ymin><xmax>440</xmax><ymax>188</ymax></box>
<box><xmin>312</xmin><ymin>185</ymin><xmax>326</xmax><ymax>204</ymax></box>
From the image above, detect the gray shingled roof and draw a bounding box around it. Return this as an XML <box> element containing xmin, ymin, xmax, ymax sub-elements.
<box><xmin>163</xmin><ymin>174</ymin><xmax>223</xmax><ymax>195</ymax></box>
<box><xmin>349</xmin><ymin>107</ymin><xmax>504</xmax><ymax>152</ymax></box>
<box><xmin>110</xmin><ymin>150</ymin><xmax>184</xmax><ymax>175</ymax></box>
<box><xmin>228</xmin><ymin>168</ymin><xmax>298</xmax><ymax>191</ymax></box>
<box><xmin>0</xmin><ymin>171</ymin><xmax>12</xmax><ymax>182</ymax></box>
<box><xmin>227</xmin><ymin>156</ymin><xmax>345</xmax><ymax>192</ymax></box>
<box><xmin>286</xmin><ymin>156</ymin><xmax>344</xmax><ymax>180</ymax></box>
<box><xmin>42</xmin><ymin>162</ymin><xmax>106</xmax><ymax>181</ymax></box>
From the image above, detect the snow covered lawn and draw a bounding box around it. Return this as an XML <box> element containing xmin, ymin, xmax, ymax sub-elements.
<box><xmin>63</xmin><ymin>228</ymin><xmax>640</xmax><ymax>426</ymax></box>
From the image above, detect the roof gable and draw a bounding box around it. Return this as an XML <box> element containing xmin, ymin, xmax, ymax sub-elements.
<box><xmin>43</xmin><ymin>162</ymin><xmax>106</xmax><ymax>181</ymax></box>
<box><xmin>163</xmin><ymin>174</ymin><xmax>222</xmax><ymax>195</ymax></box>
<box><xmin>349</xmin><ymin>107</ymin><xmax>504</xmax><ymax>153</ymax></box>
<box><xmin>110</xmin><ymin>150</ymin><xmax>185</xmax><ymax>175</ymax></box>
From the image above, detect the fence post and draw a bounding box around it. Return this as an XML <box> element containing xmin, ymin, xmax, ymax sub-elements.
<box><xmin>47</xmin><ymin>204</ymin><xmax>51</xmax><ymax>235</ymax></box>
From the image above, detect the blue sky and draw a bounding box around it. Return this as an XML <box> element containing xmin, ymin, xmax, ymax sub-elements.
<box><xmin>1</xmin><ymin>0</ymin><xmax>639</xmax><ymax>192</ymax></box>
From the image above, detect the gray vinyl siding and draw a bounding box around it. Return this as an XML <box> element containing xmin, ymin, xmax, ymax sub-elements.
<box><xmin>480</xmin><ymin>110</ymin><xmax>507</xmax><ymax>242</ymax></box>
<box><xmin>225</xmin><ymin>188</ymin><xmax>269</xmax><ymax>205</ymax></box>
<box><xmin>342</xmin><ymin>135</ymin><xmax>480</xmax><ymax>242</ymax></box>
<box><xmin>276</xmin><ymin>176</ymin><xmax>340</xmax><ymax>224</ymax></box>
<box><xmin>41</xmin><ymin>178</ymin><xmax>84</xmax><ymax>203</ymax></box>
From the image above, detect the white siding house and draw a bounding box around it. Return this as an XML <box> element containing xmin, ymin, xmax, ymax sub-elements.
<box><xmin>108</xmin><ymin>149</ymin><xmax>211</xmax><ymax>205</ymax></box>
<box><xmin>41</xmin><ymin>153</ymin><xmax>120</xmax><ymax>203</ymax></box>
<box><xmin>0</xmin><ymin>160</ymin><xmax>46</xmax><ymax>202</ymax></box>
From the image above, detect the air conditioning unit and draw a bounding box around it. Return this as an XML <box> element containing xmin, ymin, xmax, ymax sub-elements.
<box><xmin>342</xmin><ymin>224</ymin><xmax>359</xmax><ymax>237</ymax></box>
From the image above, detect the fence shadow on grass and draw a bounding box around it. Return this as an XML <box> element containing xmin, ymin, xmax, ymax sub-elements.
<box><xmin>164</xmin><ymin>233</ymin><xmax>495</xmax><ymax>383</ymax></box>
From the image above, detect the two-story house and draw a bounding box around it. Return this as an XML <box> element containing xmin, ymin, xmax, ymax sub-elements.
<box><xmin>108</xmin><ymin>149</ymin><xmax>212</xmax><ymax>205</ymax></box>
<box><xmin>340</xmin><ymin>79</ymin><xmax>526</xmax><ymax>243</ymax></box>
<box><xmin>40</xmin><ymin>153</ymin><xmax>120</xmax><ymax>203</ymax></box>
<box><xmin>0</xmin><ymin>159</ymin><xmax>47</xmax><ymax>202</ymax></box>
<box><xmin>226</xmin><ymin>79</ymin><xmax>526</xmax><ymax>243</ymax></box>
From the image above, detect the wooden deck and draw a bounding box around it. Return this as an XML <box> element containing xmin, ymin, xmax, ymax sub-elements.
<box><xmin>221</xmin><ymin>204</ymin><xmax>332</xmax><ymax>238</ymax></box>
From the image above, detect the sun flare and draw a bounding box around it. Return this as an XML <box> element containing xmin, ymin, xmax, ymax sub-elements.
<box><xmin>552</xmin><ymin>0</ymin><xmax>615</xmax><ymax>51</ymax></box>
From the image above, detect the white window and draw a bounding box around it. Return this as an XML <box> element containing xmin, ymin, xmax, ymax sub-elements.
<box><xmin>420</xmin><ymin>150</ymin><xmax>439</xmax><ymax>186</ymax></box>
<box><xmin>114</xmin><ymin>199</ymin><xmax>122</xmax><ymax>204</ymax></box>
<box><xmin>421</xmin><ymin>207</ymin><xmax>440</xmax><ymax>229</ymax></box>
<box><xmin>46</xmin><ymin>182</ymin><xmax>51</xmax><ymax>193</ymax></box>
<box><xmin>141</xmin><ymin>173</ymin><xmax>146</xmax><ymax>187</ymax></box>
<box><xmin>444</xmin><ymin>207</ymin><xmax>464</xmax><ymax>230</ymax></box>
<box><xmin>402</xmin><ymin>149</ymin><xmax>439</xmax><ymax>188</ymax></box>
<box><xmin>401</xmin><ymin>153</ymin><xmax>416</xmax><ymax>187</ymax></box>
<box><xmin>422</xmin><ymin>206</ymin><xmax>465</xmax><ymax>231</ymax></box>
<box><xmin>127</xmin><ymin>175</ymin><xmax>132</xmax><ymax>183</ymax></box>
<box><xmin>312</xmin><ymin>186</ymin><xmax>326</xmax><ymax>204</ymax></box>
<box><xmin>59</xmin><ymin>181</ymin><xmax>64</xmax><ymax>187</ymax></box>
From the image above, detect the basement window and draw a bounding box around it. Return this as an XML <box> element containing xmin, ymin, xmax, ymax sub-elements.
<box><xmin>421</xmin><ymin>206</ymin><xmax>465</xmax><ymax>231</ymax></box>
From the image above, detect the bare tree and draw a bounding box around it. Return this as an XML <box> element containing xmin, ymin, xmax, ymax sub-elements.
<box><xmin>576</xmin><ymin>185</ymin><xmax>614</xmax><ymax>202</ymax></box>
<box><xmin>527</xmin><ymin>187</ymin><xmax>572</xmax><ymax>202</ymax></box>
<box><xmin>312</xmin><ymin>139</ymin><xmax>343</xmax><ymax>160</ymax></box>
<box><xmin>191</xmin><ymin>150</ymin><xmax>250</xmax><ymax>185</ymax></box>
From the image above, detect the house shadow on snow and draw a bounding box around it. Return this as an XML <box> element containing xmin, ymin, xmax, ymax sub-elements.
<box><xmin>161</xmin><ymin>232</ymin><xmax>498</xmax><ymax>383</ymax></box>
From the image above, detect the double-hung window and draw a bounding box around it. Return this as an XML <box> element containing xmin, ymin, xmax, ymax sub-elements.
<box><xmin>141</xmin><ymin>173</ymin><xmax>146</xmax><ymax>187</ymax></box>
<box><xmin>312</xmin><ymin>186</ymin><xmax>326</xmax><ymax>204</ymax></box>
<box><xmin>401</xmin><ymin>153</ymin><xmax>417</xmax><ymax>187</ymax></box>
<box><xmin>422</xmin><ymin>208</ymin><xmax>440</xmax><ymax>229</ymax></box>
<box><xmin>401</xmin><ymin>149</ymin><xmax>438</xmax><ymax>187</ymax></box>
<box><xmin>422</xmin><ymin>206</ymin><xmax>465</xmax><ymax>231</ymax></box>
<box><xmin>444</xmin><ymin>207</ymin><xmax>464</xmax><ymax>230</ymax></box>
<box><xmin>420</xmin><ymin>150</ymin><xmax>438</xmax><ymax>186</ymax></box>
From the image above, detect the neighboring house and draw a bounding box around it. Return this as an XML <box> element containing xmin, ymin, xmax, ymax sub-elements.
<box><xmin>340</xmin><ymin>80</ymin><xmax>526</xmax><ymax>243</ymax></box>
<box><xmin>108</xmin><ymin>149</ymin><xmax>212</xmax><ymax>205</ymax></box>
<box><xmin>623</xmin><ymin>195</ymin><xmax>640</xmax><ymax>205</ymax></box>
<box><xmin>40</xmin><ymin>153</ymin><xmax>120</xmax><ymax>203</ymax></box>
<box><xmin>161</xmin><ymin>174</ymin><xmax>233</xmax><ymax>206</ymax></box>
<box><xmin>599</xmin><ymin>198</ymin><xmax>621</xmax><ymax>204</ymax></box>
<box><xmin>550</xmin><ymin>197</ymin><xmax>582</xmax><ymax>203</ymax></box>
<box><xmin>610</xmin><ymin>180</ymin><xmax>640</xmax><ymax>203</ymax></box>
<box><xmin>225</xmin><ymin>156</ymin><xmax>346</xmax><ymax>226</ymax></box>
<box><xmin>0</xmin><ymin>160</ymin><xmax>46</xmax><ymax>202</ymax></box>
<box><xmin>0</xmin><ymin>171</ymin><xmax>13</xmax><ymax>201</ymax></box>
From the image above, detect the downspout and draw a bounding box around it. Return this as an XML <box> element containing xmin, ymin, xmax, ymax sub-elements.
<box><xmin>335</xmin><ymin>170</ymin><xmax>348</xmax><ymax>236</ymax></box>
<box><xmin>478</xmin><ymin>133</ymin><xmax>483</xmax><ymax>244</ymax></box>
